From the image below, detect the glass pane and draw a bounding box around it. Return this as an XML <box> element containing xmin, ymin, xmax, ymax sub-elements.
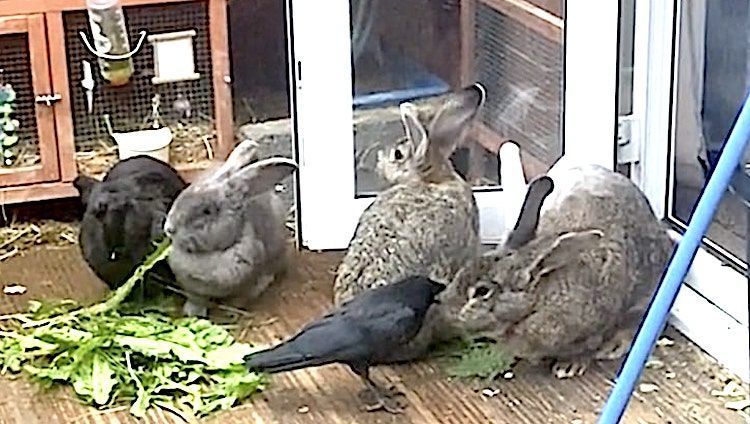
<box><xmin>229</xmin><ymin>0</ymin><xmax>295</xmax><ymax>208</ymax></box>
<box><xmin>615</xmin><ymin>0</ymin><xmax>636</xmax><ymax>176</ymax></box>
<box><xmin>351</xmin><ymin>0</ymin><xmax>565</xmax><ymax>196</ymax></box>
<box><xmin>0</xmin><ymin>33</ymin><xmax>41</xmax><ymax>170</ymax></box>
<box><xmin>672</xmin><ymin>0</ymin><xmax>749</xmax><ymax>265</ymax></box>
<box><xmin>619</xmin><ymin>0</ymin><xmax>635</xmax><ymax>117</ymax></box>
<box><xmin>230</xmin><ymin>0</ymin><xmax>290</xmax><ymax>123</ymax></box>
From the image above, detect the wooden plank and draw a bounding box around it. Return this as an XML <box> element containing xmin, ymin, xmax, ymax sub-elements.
<box><xmin>460</xmin><ymin>0</ymin><xmax>477</xmax><ymax>86</ymax></box>
<box><xmin>0</xmin><ymin>166</ymin><xmax>45</xmax><ymax>187</ymax></box>
<box><xmin>0</xmin><ymin>15</ymin><xmax>28</xmax><ymax>34</ymax></box>
<box><xmin>0</xmin><ymin>161</ymin><xmax>211</xmax><ymax>205</ymax></box>
<box><xmin>45</xmin><ymin>12</ymin><xmax>78</xmax><ymax>183</ymax></box>
<box><xmin>527</xmin><ymin>0</ymin><xmax>562</xmax><ymax>18</ymax></box>
<box><xmin>0</xmin><ymin>0</ymin><xmax>201</xmax><ymax>15</ymax></box>
<box><xmin>208</xmin><ymin>0</ymin><xmax>234</xmax><ymax>160</ymax></box>
<box><xmin>27</xmin><ymin>14</ymin><xmax>61</xmax><ymax>183</ymax></box>
<box><xmin>0</xmin><ymin>180</ymin><xmax>78</xmax><ymax>204</ymax></box>
<box><xmin>480</xmin><ymin>0</ymin><xmax>563</xmax><ymax>43</ymax></box>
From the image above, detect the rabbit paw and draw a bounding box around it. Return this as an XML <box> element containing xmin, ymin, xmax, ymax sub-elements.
<box><xmin>183</xmin><ymin>299</ymin><xmax>210</xmax><ymax>317</ymax></box>
<box><xmin>595</xmin><ymin>329</ymin><xmax>635</xmax><ymax>361</ymax></box>
<box><xmin>552</xmin><ymin>360</ymin><xmax>589</xmax><ymax>379</ymax></box>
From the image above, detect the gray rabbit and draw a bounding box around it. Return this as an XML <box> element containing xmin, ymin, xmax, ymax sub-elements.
<box><xmin>457</xmin><ymin>164</ymin><xmax>674</xmax><ymax>378</ymax></box>
<box><xmin>163</xmin><ymin>140</ymin><xmax>298</xmax><ymax>317</ymax></box>
<box><xmin>333</xmin><ymin>84</ymin><xmax>486</xmax><ymax>362</ymax></box>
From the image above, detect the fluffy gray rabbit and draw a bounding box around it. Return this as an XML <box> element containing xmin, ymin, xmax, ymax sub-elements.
<box><xmin>163</xmin><ymin>140</ymin><xmax>298</xmax><ymax>317</ymax></box>
<box><xmin>333</xmin><ymin>84</ymin><xmax>487</xmax><ymax>361</ymax></box>
<box><xmin>457</xmin><ymin>164</ymin><xmax>674</xmax><ymax>379</ymax></box>
<box><xmin>74</xmin><ymin>155</ymin><xmax>187</xmax><ymax>290</ymax></box>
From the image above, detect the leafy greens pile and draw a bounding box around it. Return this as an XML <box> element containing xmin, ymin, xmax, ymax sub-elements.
<box><xmin>433</xmin><ymin>338</ymin><xmax>514</xmax><ymax>382</ymax></box>
<box><xmin>0</xmin><ymin>239</ymin><xmax>267</xmax><ymax>420</ymax></box>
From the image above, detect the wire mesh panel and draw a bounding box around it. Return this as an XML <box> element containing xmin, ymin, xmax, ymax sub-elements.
<box><xmin>475</xmin><ymin>3</ymin><xmax>563</xmax><ymax>167</ymax></box>
<box><xmin>63</xmin><ymin>1</ymin><xmax>216</xmax><ymax>176</ymax></box>
<box><xmin>0</xmin><ymin>33</ymin><xmax>41</xmax><ymax>169</ymax></box>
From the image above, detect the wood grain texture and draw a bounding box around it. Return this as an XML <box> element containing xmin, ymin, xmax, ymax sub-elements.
<box><xmin>0</xmin><ymin>15</ymin><xmax>28</xmax><ymax>34</ymax></box>
<box><xmin>0</xmin><ymin>245</ymin><xmax>743</xmax><ymax>424</ymax></box>
<box><xmin>46</xmin><ymin>12</ymin><xmax>78</xmax><ymax>183</ymax></box>
<box><xmin>27</xmin><ymin>14</ymin><xmax>60</xmax><ymax>183</ymax></box>
<box><xmin>208</xmin><ymin>0</ymin><xmax>235</xmax><ymax>160</ymax></box>
<box><xmin>460</xmin><ymin>0</ymin><xmax>477</xmax><ymax>86</ymax></box>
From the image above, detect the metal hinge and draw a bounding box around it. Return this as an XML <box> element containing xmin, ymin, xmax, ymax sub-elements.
<box><xmin>617</xmin><ymin>114</ymin><xmax>640</xmax><ymax>165</ymax></box>
<box><xmin>35</xmin><ymin>94</ymin><xmax>62</xmax><ymax>106</ymax></box>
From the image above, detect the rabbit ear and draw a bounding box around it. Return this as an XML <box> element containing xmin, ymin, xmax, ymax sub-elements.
<box><xmin>228</xmin><ymin>157</ymin><xmax>299</xmax><ymax>199</ymax></box>
<box><xmin>204</xmin><ymin>139</ymin><xmax>261</xmax><ymax>184</ymax></box>
<box><xmin>504</xmin><ymin>175</ymin><xmax>554</xmax><ymax>249</ymax></box>
<box><xmin>399</xmin><ymin>102</ymin><xmax>428</xmax><ymax>151</ymax></box>
<box><xmin>73</xmin><ymin>175</ymin><xmax>99</xmax><ymax>208</ymax></box>
<box><xmin>528</xmin><ymin>229</ymin><xmax>604</xmax><ymax>278</ymax></box>
<box><xmin>421</xmin><ymin>83</ymin><xmax>486</xmax><ymax>162</ymax></box>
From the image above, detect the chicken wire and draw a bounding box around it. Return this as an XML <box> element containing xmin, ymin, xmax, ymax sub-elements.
<box><xmin>0</xmin><ymin>33</ymin><xmax>40</xmax><ymax>168</ymax></box>
<box><xmin>63</xmin><ymin>1</ymin><xmax>216</xmax><ymax>169</ymax></box>
<box><xmin>475</xmin><ymin>3</ymin><xmax>563</xmax><ymax>167</ymax></box>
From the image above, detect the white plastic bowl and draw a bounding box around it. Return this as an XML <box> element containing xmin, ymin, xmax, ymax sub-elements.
<box><xmin>112</xmin><ymin>126</ymin><xmax>173</xmax><ymax>163</ymax></box>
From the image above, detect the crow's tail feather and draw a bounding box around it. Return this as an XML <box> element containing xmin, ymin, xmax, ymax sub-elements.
<box><xmin>244</xmin><ymin>343</ymin><xmax>332</xmax><ymax>374</ymax></box>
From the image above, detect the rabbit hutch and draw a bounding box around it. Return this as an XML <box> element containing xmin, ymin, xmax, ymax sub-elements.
<box><xmin>0</xmin><ymin>0</ymin><xmax>233</xmax><ymax>205</ymax></box>
<box><xmin>0</xmin><ymin>0</ymin><xmax>748</xmax><ymax>423</ymax></box>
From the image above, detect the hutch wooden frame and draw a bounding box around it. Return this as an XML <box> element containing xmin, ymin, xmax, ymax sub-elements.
<box><xmin>0</xmin><ymin>0</ymin><xmax>232</xmax><ymax>205</ymax></box>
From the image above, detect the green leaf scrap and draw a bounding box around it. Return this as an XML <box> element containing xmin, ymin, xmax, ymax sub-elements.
<box><xmin>436</xmin><ymin>338</ymin><xmax>514</xmax><ymax>382</ymax></box>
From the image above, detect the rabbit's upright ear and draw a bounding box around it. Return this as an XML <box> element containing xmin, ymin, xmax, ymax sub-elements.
<box><xmin>230</xmin><ymin>157</ymin><xmax>299</xmax><ymax>199</ymax></box>
<box><xmin>504</xmin><ymin>175</ymin><xmax>554</xmax><ymax>250</ymax></box>
<box><xmin>528</xmin><ymin>229</ymin><xmax>604</xmax><ymax>279</ymax></box>
<box><xmin>421</xmin><ymin>83</ymin><xmax>486</xmax><ymax>162</ymax></box>
<box><xmin>204</xmin><ymin>139</ymin><xmax>261</xmax><ymax>184</ymax></box>
<box><xmin>73</xmin><ymin>175</ymin><xmax>99</xmax><ymax>208</ymax></box>
<box><xmin>399</xmin><ymin>102</ymin><xmax>428</xmax><ymax>150</ymax></box>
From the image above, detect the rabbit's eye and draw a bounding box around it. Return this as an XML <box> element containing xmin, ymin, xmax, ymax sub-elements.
<box><xmin>472</xmin><ymin>285</ymin><xmax>493</xmax><ymax>299</ymax></box>
<box><xmin>202</xmin><ymin>206</ymin><xmax>212</xmax><ymax>215</ymax></box>
<box><xmin>393</xmin><ymin>148</ymin><xmax>404</xmax><ymax>161</ymax></box>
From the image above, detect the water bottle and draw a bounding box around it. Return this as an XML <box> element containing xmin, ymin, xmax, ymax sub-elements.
<box><xmin>85</xmin><ymin>0</ymin><xmax>134</xmax><ymax>86</ymax></box>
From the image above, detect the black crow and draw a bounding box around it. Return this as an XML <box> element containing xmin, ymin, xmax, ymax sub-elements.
<box><xmin>244</xmin><ymin>275</ymin><xmax>446</xmax><ymax>413</ymax></box>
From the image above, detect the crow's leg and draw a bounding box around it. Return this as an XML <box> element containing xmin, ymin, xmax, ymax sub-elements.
<box><xmin>348</xmin><ymin>363</ymin><xmax>405</xmax><ymax>414</ymax></box>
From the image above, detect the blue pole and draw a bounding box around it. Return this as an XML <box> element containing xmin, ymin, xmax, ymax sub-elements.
<box><xmin>597</xmin><ymin>90</ymin><xmax>750</xmax><ymax>423</ymax></box>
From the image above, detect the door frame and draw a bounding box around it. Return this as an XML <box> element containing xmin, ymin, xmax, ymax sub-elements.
<box><xmin>289</xmin><ymin>0</ymin><xmax>621</xmax><ymax>251</ymax></box>
<box><xmin>632</xmin><ymin>0</ymin><xmax>749</xmax><ymax>380</ymax></box>
<box><xmin>0</xmin><ymin>14</ymin><xmax>60</xmax><ymax>188</ymax></box>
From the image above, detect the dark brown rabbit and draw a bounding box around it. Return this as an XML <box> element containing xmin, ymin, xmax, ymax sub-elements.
<box><xmin>333</xmin><ymin>84</ymin><xmax>487</xmax><ymax>362</ymax></box>
<box><xmin>457</xmin><ymin>164</ymin><xmax>674</xmax><ymax>378</ymax></box>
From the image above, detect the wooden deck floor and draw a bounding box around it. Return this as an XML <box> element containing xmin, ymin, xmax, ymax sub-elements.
<box><xmin>0</xmin><ymin>246</ymin><xmax>746</xmax><ymax>424</ymax></box>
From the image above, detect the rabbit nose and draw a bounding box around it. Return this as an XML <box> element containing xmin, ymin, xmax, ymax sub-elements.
<box><xmin>163</xmin><ymin>220</ymin><xmax>174</xmax><ymax>236</ymax></box>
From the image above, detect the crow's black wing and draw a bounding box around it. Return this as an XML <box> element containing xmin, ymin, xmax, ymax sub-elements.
<box><xmin>349</xmin><ymin>300</ymin><xmax>423</xmax><ymax>347</ymax></box>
